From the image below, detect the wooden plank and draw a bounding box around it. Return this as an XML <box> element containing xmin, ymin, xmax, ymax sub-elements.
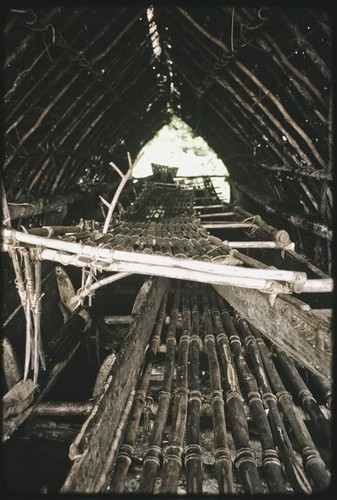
<box><xmin>2</xmin><ymin>308</ymin><xmax>91</xmax><ymax>442</ymax></box>
<box><xmin>213</xmin><ymin>285</ymin><xmax>331</xmax><ymax>384</ymax></box>
<box><xmin>60</xmin><ymin>276</ymin><xmax>170</xmax><ymax>493</ymax></box>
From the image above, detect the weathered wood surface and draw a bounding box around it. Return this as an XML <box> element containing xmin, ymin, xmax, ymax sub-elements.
<box><xmin>2</xmin><ymin>307</ymin><xmax>91</xmax><ymax>442</ymax></box>
<box><xmin>213</xmin><ymin>284</ymin><xmax>331</xmax><ymax>383</ymax></box>
<box><xmin>60</xmin><ymin>276</ymin><xmax>170</xmax><ymax>493</ymax></box>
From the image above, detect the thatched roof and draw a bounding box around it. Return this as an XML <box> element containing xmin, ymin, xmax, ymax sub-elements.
<box><xmin>1</xmin><ymin>2</ymin><xmax>333</xmax><ymax>272</ymax></box>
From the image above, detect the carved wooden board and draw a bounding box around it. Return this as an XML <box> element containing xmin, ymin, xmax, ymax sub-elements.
<box><xmin>213</xmin><ymin>285</ymin><xmax>331</xmax><ymax>384</ymax></box>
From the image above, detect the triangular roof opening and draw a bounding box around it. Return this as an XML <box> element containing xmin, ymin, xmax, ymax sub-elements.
<box><xmin>133</xmin><ymin>116</ymin><xmax>230</xmax><ymax>201</ymax></box>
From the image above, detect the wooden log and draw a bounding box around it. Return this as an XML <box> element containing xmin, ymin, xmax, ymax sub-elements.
<box><xmin>23</xmin><ymin>419</ymin><xmax>82</xmax><ymax>442</ymax></box>
<box><xmin>251</xmin><ymin>325</ymin><xmax>330</xmax><ymax>491</ymax></box>
<box><xmin>233</xmin><ymin>186</ymin><xmax>332</xmax><ymax>241</ymax></box>
<box><xmin>139</xmin><ymin>284</ymin><xmax>180</xmax><ymax>494</ymax></box>
<box><xmin>201</xmin><ymin>286</ymin><xmax>234</xmax><ymax>494</ymax></box>
<box><xmin>33</xmin><ymin>402</ymin><xmax>93</xmax><ymax>417</ymax></box>
<box><xmin>185</xmin><ymin>283</ymin><xmax>203</xmax><ymax>494</ymax></box>
<box><xmin>160</xmin><ymin>283</ymin><xmax>190</xmax><ymax>494</ymax></box>
<box><xmin>109</xmin><ymin>289</ymin><xmax>168</xmax><ymax>493</ymax></box>
<box><xmin>60</xmin><ymin>277</ymin><xmax>170</xmax><ymax>493</ymax></box>
<box><xmin>238</xmin><ymin>318</ymin><xmax>313</xmax><ymax>493</ymax></box>
<box><xmin>213</xmin><ymin>284</ymin><xmax>331</xmax><ymax>383</ymax></box>
<box><xmin>273</xmin><ymin>345</ymin><xmax>331</xmax><ymax>458</ymax></box>
<box><xmin>286</xmin><ymin>249</ymin><xmax>329</xmax><ymax>279</ymax></box>
<box><xmin>234</xmin><ymin>206</ymin><xmax>291</xmax><ymax>244</ymax></box>
<box><xmin>2</xmin><ymin>337</ymin><xmax>22</xmax><ymax>390</ymax></box>
<box><xmin>103</xmin><ymin>315</ymin><xmax>133</xmax><ymax>325</ymax></box>
<box><xmin>2</xmin><ymin>307</ymin><xmax>92</xmax><ymax>442</ymax></box>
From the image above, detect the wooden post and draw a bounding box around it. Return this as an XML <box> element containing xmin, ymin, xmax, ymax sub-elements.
<box><xmin>60</xmin><ymin>277</ymin><xmax>170</xmax><ymax>493</ymax></box>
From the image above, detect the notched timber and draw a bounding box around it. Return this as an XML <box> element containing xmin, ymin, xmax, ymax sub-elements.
<box><xmin>60</xmin><ymin>276</ymin><xmax>170</xmax><ymax>493</ymax></box>
<box><xmin>213</xmin><ymin>285</ymin><xmax>331</xmax><ymax>384</ymax></box>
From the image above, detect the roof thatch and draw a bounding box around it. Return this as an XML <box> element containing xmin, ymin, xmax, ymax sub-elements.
<box><xmin>1</xmin><ymin>2</ymin><xmax>333</xmax><ymax>272</ymax></box>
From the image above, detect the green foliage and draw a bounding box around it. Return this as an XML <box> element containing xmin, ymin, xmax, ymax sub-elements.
<box><xmin>133</xmin><ymin>116</ymin><xmax>230</xmax><ymax>200</ymax></box>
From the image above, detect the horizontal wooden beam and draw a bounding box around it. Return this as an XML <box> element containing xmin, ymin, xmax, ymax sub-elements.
<box><xmin>232</xmin><ymin>182</ymin><xmax>332</xmax><ymax>240</ymax></box>
<box><xmin>6</xmin><ymin>181</ymin><xmax>119</xmax><ymax>221</ymax></box>
<box><xmin>1</xmin><ymin>228</ymin><xmax>308</xmax><ymax>289</ymax></box>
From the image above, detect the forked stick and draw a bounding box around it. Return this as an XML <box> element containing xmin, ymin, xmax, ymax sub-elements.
<box><xmin>102</xmin><ymin>152</ymin><xmax>143</xmax><ymax>234</ymax></box>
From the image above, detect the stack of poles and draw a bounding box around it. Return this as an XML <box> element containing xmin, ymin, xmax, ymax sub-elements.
<box><xmin>1</xmin><ymin>181</ymin><xmax>44</xmax><ymax>383</ymax></box>
<box><xmin>108</xmin><ymin>288</ymin><xmax>169</xmax><ymax>493</ymax></box>
<box><xmin>139</xmin><ymin>284</ymin><xmax>181</xmax><ymax>493</ymax></box>
<box><xmin>236</xmin><ymin>316</ymin><xmax>313</xmax><ymax>494</ymax></box>
<box><xmin>184</xmin><ymin>283</ymin><xmax>203</xmax><ymax>494</ymax></box>
<box><xmin>215</xmin><ymin>294</ymin><xmax>286</xmax><ymax>493</ymax></box>
<box><xmin>159</xmin><ymin>283</ymin><xmax>191</xmax><ymax>494</ymax></box>
<box><xmin>273</xmin><ymin>345</ymin><xmax>331</xmax><ymax>465</ymax></box>
<box><xmin>205</xmin><ymin>287</ymin><xmax>263</xmax><ymax>494</ymax></box>
<box><xmin>201</xmin><ymin>286</ymin><xmax>235</xmax><ymax>493</ymax></box>
<box><xmin>247</xmin><ymin>322</ymin><xmax>330</xmax><ymax>491</ymax></box>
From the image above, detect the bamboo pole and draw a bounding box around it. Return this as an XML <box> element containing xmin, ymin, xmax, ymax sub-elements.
<box><xmin>223</xmin><ymin>240</ymin><xmax>295</xmax><ymax>250</ymax></box>
<box><xmin>109</xmin><ymin>289</ymin><xmax>168</xmax><ymax>492</ymax></box>
<box><xmin>201</xmin><ymin>286</ymin><xmax>234</xmax><ymax>494</ymax></box>
<box><xmin>237</xmin><ymin>317</ymin><xmax>313</xmax><ymax>493</ymax></box>
<box><xmin>22</xmin><ymin>249</ymin><xmax>35</xmax><ymax>379</ymax></box>
<box><xmin>211</xmin><ymin>291</ymin><xmax>264</xmax><ymax>494</ymax></box>
<box><xmin>160</xmin><ymin>283</ymin><xmax>190</xmax><ymax>494</ymax></box>
<box><xmin>273</xmin><ymin>345</ymin><xmax>331</xmax><ymax>460</ymax></box>
<box><xmin>292</xmin><ymin>279</ymin><xmax>333</xmax><ymax>294</ymax></box>
<box><xmin>185</xmin><ymin>283</ymin><xmax>203</xmax><ymax>494</ymax></box>
<box><xmin>70</xmin><ymin>272</ymin><xmax>131</xmax><ymax>305</ymax></box>
<box><xmin>34</xmin><ymin>402</ymin><xmax>93</xmax><ymax>417</ymax></box>
<box><xmin>1</xmin><ymin>228</ymin><xmax>308</xmax><ymax>285</ymax></box>
<box><xmin>198</xmin><ymin>212</ymin><xmax>235</xmax><ymax>218</ymax></box>
<box><xmin>229</xmin><ymin>314</ymin><xmax>288</xmax><ymax>493</ymax></box>
<box><xmin>233</xmin><ymin>206</ymin><xmax>291</xmax><ymax>244</ymax></box>
<box><xmin>250</xmin><ymin>324</ymin><xmax>330</xmax><ymax>491</ymax></box>
<box><xmin>139</xmin><ymin>284</ymin><xmax>180</xmax><ymax>494</ymax></box>
<box><xmin>202</xmin><ymin>222</ymin><xmax>259</xmax><ymax>229</ymax></box>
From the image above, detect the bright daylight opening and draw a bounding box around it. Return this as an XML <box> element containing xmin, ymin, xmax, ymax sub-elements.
<box><xmin>133</xmin><ymin>116</ymin><xmax>230</xmax><ymax>202</ymax></box>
